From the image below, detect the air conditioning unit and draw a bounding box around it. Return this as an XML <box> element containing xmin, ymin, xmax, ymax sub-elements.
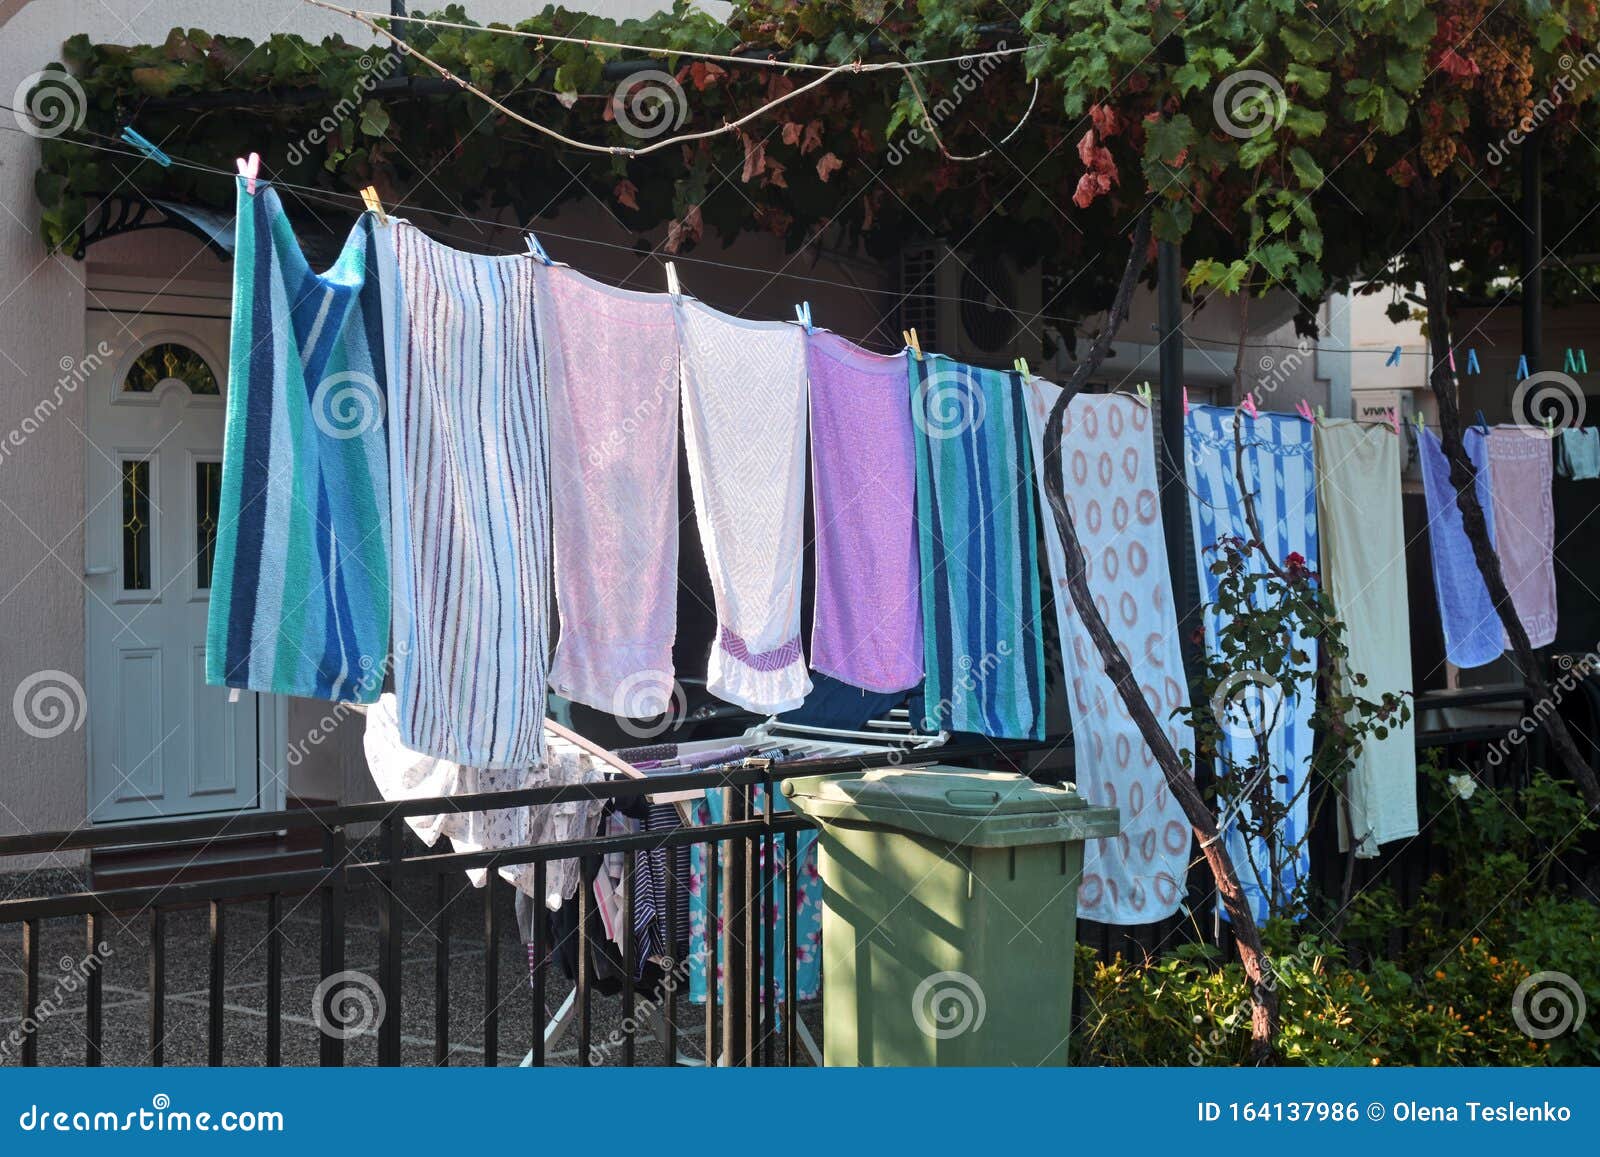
<box><xmin>898</xmin><ymin>244</ymin><xmax>1043</xmax><ymax>366</ymax></box>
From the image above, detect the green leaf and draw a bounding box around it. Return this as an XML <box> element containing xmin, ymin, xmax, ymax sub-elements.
<box><xmin>1145</xmin><ymin>113</ymin><xmax>1195</xmax><ymax>164</ymax></box>
<box><xmin>358</xmin><ymin>99</ymin><xmax>390</xmax><ymax>138</ymax></box>
<box><xmin>1288</xmin><ymin>146</ymin><xmax>1325</xmax><ymax>188</ymax></box>
<box><xmin>1173</xmin><ymin>60</ymin><xmax>1212</xmax><ymax>95</ymax></box>
<box><xmin>1285</xmin><ymin>63</ymin><xmax>1330</xmax><ymax>98</ymax></box>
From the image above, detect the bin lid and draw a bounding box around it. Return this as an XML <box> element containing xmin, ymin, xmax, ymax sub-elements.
<box><xmin>782</xmin><ymin>767</ymin><xmax>1121</xmax><ymax>848</ymax></box>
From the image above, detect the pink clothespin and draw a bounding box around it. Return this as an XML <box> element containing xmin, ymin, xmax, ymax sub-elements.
<box><xmin>1240</xmin><ymin>394</ymin><xmax>1259</xmax><ymax>418</ymax></box>
<box><xmin>236</xmin><ymin>152</ymin><xmax>260</xmax><ymax>195</ymax></box>
<box><xmin>1447</xmin><ymin>347</ymin><xmax>1457</xmax><ymax>373</ymax></box>
<box><xmin>1182</xmin><ymin>387</ymin><xmax>1190</xmax><ymax>416</ymax></box>
<box><xmin>1386</xmin><ymin>406</ymin><xmax>1399</xmax><ymax>436</ymax></box>
<box><xmin>1295</xmin><ymin>399</ymin><xmax>1313</xmax><ymax>422</ymax></box>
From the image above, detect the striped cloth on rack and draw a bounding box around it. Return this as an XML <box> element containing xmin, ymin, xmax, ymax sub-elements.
<box><xmin>909</xmin><ymin>354</ymin><xmax>1046</xmax><ymax>740</ymax></box>
<box><xmin>1486</xmin><ymin>427</ymin><xmax>1557</xmax><ymax>648</ymax></box>
<box><xmin>1185</xmin><ymin>404</ymin><xmax>1318</xmax><ymax>922</ymax></box>
<box><xmin>378</xmin><ymin>222</ymin><xmax>550</xmax><ymax>767</ymax></box>
<box><xmin>207</xmin><ymin>179</ymin><xmax>390</xmax><ymax>702</ymax></box>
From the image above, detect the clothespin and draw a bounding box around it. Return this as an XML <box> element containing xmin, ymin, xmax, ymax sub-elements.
<box><xmin>1239</xmin><ymin>394</ymin><xmax>1259</xmax><ymax>418</ymax></box>
<box><xmin>1544</xmin><ymin>410</ymin><xmax>1557</xmax><ymax>434</ymax></box>
<box><xmin>794</xmin><ymin>302</ymin><xmax>813</xmax><ymax>333</ymax></box>
<box><xmin>524</xmin><ymin>233</ymin><xmax>551</xmax><ymax>264</ymax></box>
<box><xmin>228</xmin><ymin>688</ymin><xmax>240</xmax><ymax>704</ymax></box>
<box><xmin>1475</xmin><ymin>409</ymin><xmax>1490</xmax><ymax>434</ymax></box>
<box><xmin>1315</xmin><ymin>404</ymin><xmax>1326</xmax><ymax>420</ymax></box>
<box><xmin>1447</xmin><ymin>347</ymin><xmax>1457</xmax><ymax>373</ymax></box>
<box><xmin>1135</xmin><ymin>381</ymin><xmax>1152</xmax><ymax>407</ymax></box>
<box><xmin>358</xmin><ymin>186</ymin><xmax>387</xmax><ymax>225</ymax></box>
<box><xmin>1516</xmin><ymin>354</ymin><xmax>1529</xmax><ymax>381</ymax></box>
<box><xmin>1386</xmin><ymin>407</ymin><xmax>1399</xmax><ymax>436</ymax></box>
<box><xmin>664</xmin><ymin>261</ymin><xmax>682</xmax><ymax>297</ymax></box>
<box><xmin>120</xmin><ymin>126</ymin><xmax>170</xmax><ymax>167</ymax></box>
<box><xmin>1183</xmin><ymin>386</ymin><xmax>1191</xmax><ymax>416</ymax></box>
<box><xmin>1583</xmin><ymin>350</ymin><xmax>1591</xmax><ymax>374</ymax></box>
<box><xmin>1013</xmin><ymin>356</ymin><xmax>1030</xmax><ymax>380</ymax></box>
<box><xmin>1295</xmin><ymin>399</ymin><xmax>1314</xmax><ymax>422</ymax></box>
<box><xmin>1385</xmin><ymin>346</ymin><xmax>1402</xmax><ymax>367</ymax></box>
<box><xmin>1564</xmin><ymin>347</ymin><xmax>1579</xmax><ymax>374</ymax></box>
<box><xmin>1414</xmin><ymin>411</ymin><xmax>1427</xmax><ymax>434</ymax></box>
<box><xmin>902</xmin><ymin>328</ymin><xmax>923</xmax><ymax>360</ymax></box>
<box><xmin>236</xmin><ymin>152</ymin><xmax>260</xmax><ymax>196</ymax></box>
<box><xmin>1466</xmin><ymin>348</ymin><xmax>1481</xmax><ymax>375</ymax></box>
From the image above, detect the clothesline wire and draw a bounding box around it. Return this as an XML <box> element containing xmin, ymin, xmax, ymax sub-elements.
<box><xmin>326</xmin><ymin>2</ymin><xmax>1027</xmax><ymax>75</ymax></box>
<box><xmin>304</xmin><ymin>0</ymin><xmax>1034</xmax><ymax>160</ymax></box>
<box><xmin>3</xmin><ymin>116</ymin><xmax>1525</xmax><ymax>361</ymax></box>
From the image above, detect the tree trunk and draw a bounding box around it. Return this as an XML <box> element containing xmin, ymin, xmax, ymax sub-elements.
<box><xmin>1039</xmin><ymin>208</ymin><xmax>1280</xmax><ymax>1061</ymax></box>
<box><xmin>1416</xmin><ymin>215</ymin><xmax>1600</xmax><ymax>813</ymax></box>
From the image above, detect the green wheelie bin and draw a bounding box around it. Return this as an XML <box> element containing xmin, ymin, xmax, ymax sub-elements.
<box><xmin>783</xmin><ymin>766</ymin><xmax>1119</xmax><ymax>1067</ymax></box>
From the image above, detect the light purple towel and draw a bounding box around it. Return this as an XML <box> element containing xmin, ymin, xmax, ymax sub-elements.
<box><xmin>1418</xmin><ymin>427</ymin><xmax>1503</xmax><ymax>668</ymax></box>
<box><xmin>806</xmin><ymin>331</ymin><xmax>923</xmax><ymax>692</ymax></box>
<box><xmin>1487</xmin><ymin>427</ymin><xmax>1557</xmax><ymax>647</ymax></box>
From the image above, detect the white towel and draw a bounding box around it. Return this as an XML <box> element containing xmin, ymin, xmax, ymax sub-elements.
<box><xmin>537</xmin><ymin>265</ymin><xmax>680</xmax><ymax>716</ymax></box>
<box><xmin>381</xmin><ymin>222</ymin><xmax>550</xmax><ymax>768</ymax></box>
<box><xmin>1025</xmin><ymin>384</ymin><xmax>1193</xmax><ymax>924</ymax></box>
<box><xmin>676</xmin><ymin>299</ymin><xmax>812</xmax><ymax>713</ymax></box>
<box><xmin>1314</xmin><ymin>419</ymin><xmax>1418</xmax><ymax>857</ymax></box>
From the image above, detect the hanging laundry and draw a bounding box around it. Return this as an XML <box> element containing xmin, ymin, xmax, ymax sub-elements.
<box><xmin>207</xmin><ymin>179</ymin><xmax>389</xmax><ymax>702</ymax></box>
<box><xmin>1186</xmin><ymin>404</ymin><xmax>1318</xmax><ymax>921</ymax></box>
<box><xmin>688</xmin><ymin>781</ymin><xmax>821</xmax><ymax>1008</ymax></box>
<box><xmin>1487</xmin><ymin>427</ymin><xmax>1558</xmax><ymax>648</ymax></box>
<box><xmin>1024</xmin><ymin>385</ymin><xmax>1192</xmax><ymax>924</ymax></box>
<box><xmin>910</xmin><ymin>355</ymin><xmax>1046</xmax><ymax>740</ymax></box>
<box><xmin>806</xmin><ymin>331</ymin><xmax>923</xmax><ymax>692</ymax></box>
<box><xmin>676</xmin><ymin>299</ymin><xmax>812</xmax><ymax>713</ymax></box>
<box><xmin>1313</xmin><ymin>419</ymin><xmax>1417</xmax><ymax>858</ymax></box>
<box><xmin>537</xmin><ymin>266</ymin><xmax>680</xmax><ymax>717</ymax></box>
<box><xmin>362</xmin><ymin>694</ymin><xmax>607</xmax><ymax>906</ymax></box>
<box><xmin>1555</xmin><ymin>426</ymin><xmax>1600</xmax><ymax>480</ymax></box>
<box><xmin>378</xmin><ymin>223</ymin><xmax>550</xmax><ymax>767</ymax></box>
<box><xmin>1417</xmin><ymin>426</ymin><xmax>1504</xmax><ymax>669</ymax></box>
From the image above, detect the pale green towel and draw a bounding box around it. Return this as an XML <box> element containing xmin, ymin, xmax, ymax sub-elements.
<box><xmin>1315</xmin><ymin>419</ymin><xmax>1418</xmax><ymax>857</ymax></box>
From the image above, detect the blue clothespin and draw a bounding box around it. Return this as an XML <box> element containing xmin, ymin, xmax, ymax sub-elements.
<box><xmin>1466</xmin><ymin>348</ymin><xmax>1480</xmax><ymax>375</ymax></box>
<box><xmin>1516</xmin><ymin>354</ymin><xmax>1529</xmax><ymax>381</ymax></box>
<box><xmin>1385</xmin><ymin>346</ymin><xmax>1402</xmax><ymax>367</ymax></box>
<box><xmin>1582</xmin><ymin>350</ymin><xmax>1591</xmax><ymax>374</ymax></box>
<box><xmin>1564</xmin><ymin>348</ymin><xmax>1579</xmax><ymax>374</ymax></box>
<box><xmin>524</xmin><ymin>233</ymin><xmax>551</xmax><ymax>264</ymax></box>
<box><xmin>120</xmin><ymin>126</ymin><xmax>170</xmax><ymax>167</ymax></box>
<box><xmin>794</xmin><ymin>302</ymin><xmax>813</xmax><ymax>333</ymax></box>
<box><xmin>1475</xmin><ymin>409</ymin><xmax>1490</xmax><ymax>434</ymax></box>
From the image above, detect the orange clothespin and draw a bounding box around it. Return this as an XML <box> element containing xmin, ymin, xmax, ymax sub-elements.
<box><xmin>236</xmin><ymin>152</ymin><xmax>260</xmax><ymax>195</ymax></box>
<box><xmin>903</xmin><ymin>328</ymin><xmax>923</xmax><ymax>360</ymax></box>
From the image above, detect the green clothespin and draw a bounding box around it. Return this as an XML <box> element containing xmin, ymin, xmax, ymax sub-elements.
<box><xmin>1013</xmin><ymin>356</ymin><xmax>1030</xmax><ymax>380</ymax></box>
<box><xmin>1135</xmin><ymin>381</ymin><xmax>1153</xmax><ymax>406</ymax></box>
<box><xmin>1315</xmin><ymin>404</ymin><xmax>1326</xmax><ymax>420</ymax></box>
<box><xmin>1564</xmin><ymin>347</ymin><xmax>1579</xmax><ymax>374</ymax></box>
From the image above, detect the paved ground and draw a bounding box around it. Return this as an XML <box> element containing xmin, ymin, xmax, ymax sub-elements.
<box><xmin>0</xmin><ymin>873</ymin><xmax>822</xmax><ymax>1067</ymax></box>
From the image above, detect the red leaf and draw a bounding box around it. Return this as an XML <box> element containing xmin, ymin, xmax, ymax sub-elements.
<box><xmin>1089</xmin><ymin>103</ymin><xmax>1120</xmax><ymax>138</ymax></box>
<box><xmin>740</xmin><ymin>133</ymin><xmax>767</xmax><ymax>182</ymax></box>
<box><xmin>765</xmin><ymin>159</ymin><xmax>788</xmax><ymax>189</ymax></box>
<box><xmin>688</xmin><ymin>61</ymin><xmax>726</xmax><ymax>91</ymax></box>
<box><xmin>801</xmin><ymin>120</ymin><xmax>824</xmax><ymax>155</ymax></box>
<box><xmin>614</xmin><ymin>179</ymin><xmax>639</xmax><ymax>211</ymax></box>
<box><xmin>816</xmin><ymin>152</ymin><xmax>843</xmax><ymax>182</ymax></box>
<box><xmin>782</xmin><ymin>121</ymin><xmax>803</xmax><ymax>147</ymax></box>
<box><xmin>1437</xmin><ymin>48</ymin><xmax>1480</xmax><ymax>79</ymax></box>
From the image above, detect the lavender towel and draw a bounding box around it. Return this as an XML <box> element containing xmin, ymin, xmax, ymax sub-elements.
<box><xmin>1418</xmin><ymin>427</ymin><xmax>1503</xmax><ymax>669</ymax></box>
<box><xmin>806</xmin><ymin>331</ymin><xmax>923</xmax><ymax>692</ymax></box>
<box><xmin>1487</xmin><ymin>428</ymin><xmax>1557</xmax><ymax>648</ymax></box>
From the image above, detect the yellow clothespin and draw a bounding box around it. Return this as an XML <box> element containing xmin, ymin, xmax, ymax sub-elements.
<box><xmin>1013</xmin><ymin>356</ymin><xmax>1030</xmax><ymax>380</ymax></box>
<box><xmin>664</xmin><ymin>261</ymin><xmax>681</xmax><ymax>297</ymax></box>
<box><xmin>1135</xmin><ymin>381</ymin><xmax>1153</xmax><ymax>406</ymax></box>
<box><xmin>903</xmin><ymin>328</ymin><xmax>923</xmax><ymax>360</ymax></box>
<box><xmin>360</xmin><ymin>185</ymin><xmax>387</xmax><ymax>225</ymax></box>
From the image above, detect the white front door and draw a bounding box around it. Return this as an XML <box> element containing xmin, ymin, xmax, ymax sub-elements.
<box><xmin>84</xmin><ymin>304</ymin><xmax>270</xmax><ymax>822</ymax></box>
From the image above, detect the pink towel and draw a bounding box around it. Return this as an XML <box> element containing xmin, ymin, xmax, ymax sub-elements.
<box><xmin>537</xmin><ymin>266</ymin><xmax>680</xmax><ymax>715</ymax></box>
<box><xmin>1487</xmin><ymin>427</ymin><xmax>1558</xmax><ymax>648</ymax></box>
<box><xmin>806</xmin><ymin>331</ymin><xmax>923</xmax><ymax>692</ymax></box>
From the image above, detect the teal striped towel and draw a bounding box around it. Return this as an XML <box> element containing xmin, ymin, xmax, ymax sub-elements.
<box><xmin>206</xmin><ymin>179</ymin><xmax>391</xmax><ymax>702</ymax></box>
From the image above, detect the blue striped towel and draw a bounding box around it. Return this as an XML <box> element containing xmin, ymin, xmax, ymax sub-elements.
<box><xmin>379</xmin><ymin>222</ymin><xmax>550</xmax><ymax>769</ymax></box>
<box><xmin>1185</xmin><ymin>404</ymin><xmax>1318</xmax><ymax>921</ymax></box>
<box><xmin>206</xmin><ymin>179</ymin><xmax>390</xmax><ymax>703</ymax></box>
<box><xmin>1418</xmin><ymin>426</ymin><xmax>1504</xmax><ymax>668</ymax></box>
<box><xmin>909</xmin><ymin>354</ymin><xmax>1046</xmax><ymax>740</ymax></box>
